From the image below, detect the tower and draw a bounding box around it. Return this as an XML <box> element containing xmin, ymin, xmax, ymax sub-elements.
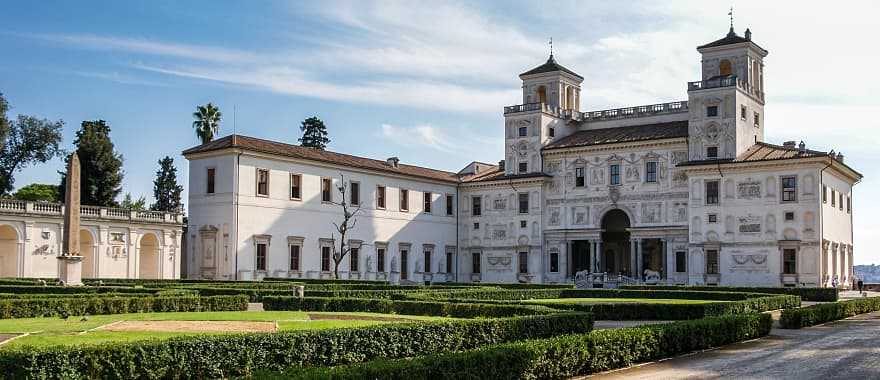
<box><xmin>503</xmin><ymin>54</ymin><xmax>583</xmax><ymax>175</ymax></box>
<box><xmin>687</xmin><ymin>24</ymin><xmax>768</xmax><ymax>161</ymax></box>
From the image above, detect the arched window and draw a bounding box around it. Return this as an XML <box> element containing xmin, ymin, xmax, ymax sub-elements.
<box><xmin>537</xmin><ymin>86</ymin><xmax>547</xmax><ymax>104</ymax></box>
<box><xmin>565</xmin><ymin>87</ymin><xmax>574</xmax><ymax>110</ymax></box>
<box><xmin>719</xmin><ymin>60</ymin><xmax>732</xmax><ymax>76</ymax></box>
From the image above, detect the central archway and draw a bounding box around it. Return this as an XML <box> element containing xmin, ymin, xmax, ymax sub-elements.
<box><xmin>139</xmin><ymin>233</ymin><xmax>161</xmax><ymax>279</ymax></box>
<box><xmin>601</xmin><ymin>209</ymin><xmax>631</xmax><ymax>275</ymax></box>
<box><xmin>0</xmin><ymin>225</ymin><xmax>19</xmax><ymax>277</ymax></box>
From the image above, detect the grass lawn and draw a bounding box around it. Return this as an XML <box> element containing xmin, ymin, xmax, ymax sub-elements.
<box><xmin>522</xmin><ymin>298</ymin><xmax>725</xmax><ymax>305</ymax></box>
<box><xmin>0</xmin><ymin>311</ymin><xmax>448</xmax><ymax>349</ymax></box>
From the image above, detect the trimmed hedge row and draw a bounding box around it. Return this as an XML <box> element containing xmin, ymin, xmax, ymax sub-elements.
<box><xmin>539</xmin><ymin>294</ymin><xmax>799</xmax><ymax>320</ymax></box>
<box><xmin>410</xmin><ymin>288</ymin><xmax>772</xmax><ymax>302</ymax></box>
<box><xmin>263</xmin><ymin>296</ymin><xmax>557</xmax><ymax>318</ymax></box>
<box><xmin>0</xmin><ymin>295</ymin><xmax>248</xmax><ymax>319</ymax></box>
<box><xmin>0</xmin><ymin>285</ymin><xmax>159</xmax><ymax>295</ymax></box>
<box><xmin>0</xmin><ymin>313</ymin><xmax>594</xmax><ymax>379</ymax></box>
<box><xmin>622</xmin><ymin>285</ymin><xmax>838</xmax><ymax>302</ymax></box>
<box><xmin>780</xmin><ymin>296</ymin><xmax>880</xmax><ymax>328</ymax></box>
<box><xmin>274</xmin><ymin>313</ymin><xmax>772</xmax><ymax>379</ymax></box>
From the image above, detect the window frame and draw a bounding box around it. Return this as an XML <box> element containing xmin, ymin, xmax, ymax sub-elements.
<box><xmin>400</xmin><ymin>248</ymin><xmax>409</xmax><ymax>280</ymax></box>
<box><xmin>472</xmin><ymin>196</ymin><xmax>482</xmax><ymax>216</ymax></box>
<box><xmin>423</xmin><ymin>248</ymin><xmax>431</xmax><ymax>273</ymax></box>
<box><xmin>518</xmin><ymin>251</ymin><xmax>528</xmax><ymax>274</ymax></box>
<box><xmin>645</xmin><ymin>161</ymin><xmax>658</xmax><ymax>183</ymax></box>
<box><xmin>822</xmin><ymin>185</ymin><xmax>827</xmax><ymax>203</ymax></box>
<box><xmin>289</xmin><ymin>173</ymin><xmax>302</xmax><ymax>200</ymax></box>
<box><xmin>376</xmin><ymin>185</ymin><xmax>386</xmax><ymax>209</ymax></box>
<box><xmin>706</xmin><ymin>180</ymin><xmax>720</xmax><ymax>205</ymax></box>
<box><xmin>847</xmin><ymin>196</ymin><xmax>852</xmax><ymax>214</ymax></box>
<box><xmin>518</xmin><ymin>161</ymin><xmax>528</xmax><ymax>173</ymax></box>
<box><xmin>754</xmin><ymin>111</ymin><xmax>760</xmax><ymax>127</ymax></box>
<box><xmin>256</xmin><ymin>168</ymin><xmax>270</xmax><ymax>197</ymax></box>
<box><xmin>423</xmin><ymin>191</ymin><xmax>432</xmax><ymax>214</ymax></box>
<box><xmin>255</xmin><ymin>243</ymin><xmax>268</xmax><ymax>271</ymax></box>
<box><xmin>781</xmin><ymin>176</ymin><xmax>797</xmax><ymax>203</ymax></box>
<box><xmin>376</xmin><ymin>247</ymin><xmax>386</xmax><ymax>273</ymax></box>
<box><xmin>831</xmin><ymin>189</ymin><xmax>836</xmax><ymax>207</ymax></box>
<box><xmin>518</xmin><ymin>126</ymin><xmax>528</xmax><ymax>137</ymax></box>
<box><xmin>399</xmin><ymin>188</ymin><xmax>409</xmax><ymax>211</ymax></box>
<box><xmin>609</xmin><ymin>164</ymin><xmax>621</xmax><ymax>185</ymax></box>
<box><xmin>740</xmin><ymin>105</ymin><xmax>747</xmax><ymax>121</ymax></box>
<box><xmin>349</xmin><ymin>246</ymin><xmax>359</xmax><ymax>273</ymax></box>
<box><xmin>707</xmin><ymin>213</ymin><xmax>718</xmax><ymax>223</ymax></box>
<box><xmin>575</xmin><ymin>167</ymin><xmax>585</xmax><ymax>187</ymax></box>
<box><xmin>445</xmin><ymin>194</ymin><xmax>454</xmax><ymax>216</ymax></box>
<box><xmin>675</xmin><ymin>251</ymin><xmax>687</xmax><ymax>273</ymax></box>
<box><xmin>289</xmin><ymin>244</ymin><xmax>301</xmax><ymax>271</ymax></box>
<box><xmin>548</xmin><ymin>127</ymin><xmax>555</xmax><ymax>138</ymax></box>
<box><xmin>706</xmin><ymin>105</ymin><xmax>718</xmax><ymax>117</ymax></box>
<box><xmin>320</xmin><ymin>245</ymin><xmax>332</xmax><ymax>272</ymax></box>
<box><xmin>321</xmin><ymin>177</ymin><xmax>333</xmax><ymax>203</ymax></box>
<box><xmin>706</xmin><ymin>146</ymin><xmax>719</xmax><ymax>159</ymax></box>
<box><xmin>473</xmin><ymin>222</ymin><xmax>480</xmax><ymax>230</ymax></box>
<box><xmin>518</xmin><ymin>192</ymin><xmax>529</xmax><ymax>214</ymax></box>
<box><xmin>706</xmin><ymin>249</ymin><xmax>719</xmax><ymax>275</ymax></box>
<box><xmin>549</xmin><ymin>250</ymin><xmax>559</xmax><ymax>273</ymax></box>
<box><xmin>349</xmin><ymin>181</ymin><xmax>360</xmax><ymax>206</ymax></box>
<box><xmin>839</xmin><ymin>193</ymin><xmax>844</xmax><ymax>210</ymax></box>
<box><xmin>446</xmin><ymin>250</ymin><xmax>454</xmax><ymax>274</ymax></box>
<box><xmin>206</xmin><ymin>167</ymin><xmax>216</xmax><ymax>194</ymax></box>
<box><xmin>783</xmin><ymin>248</ymin><xmax>797</xmax><ymax>275</ymax></box>
<box><xmin>471</xmin><ymin>251</ymin><xmax>481</xmax><ymax>274</ymax></box>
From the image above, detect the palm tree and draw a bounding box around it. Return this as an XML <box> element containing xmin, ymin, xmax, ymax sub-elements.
<box><xmin>192</xmin><ymin>103</ymin><xmax>222</xmax><ymax>144</ymax></box>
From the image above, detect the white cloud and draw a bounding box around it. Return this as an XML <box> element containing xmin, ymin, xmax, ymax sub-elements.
<box><xmin>379</xmin><ymin>123</ymin><xmax>457</xmax><ymax>153</ymax></box>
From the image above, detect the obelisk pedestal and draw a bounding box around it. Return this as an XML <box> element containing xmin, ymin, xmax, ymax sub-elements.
<box><xmin>58</xmin><ymin>153</ymin><xmax>84</xmax><ymax>286</ymax></box>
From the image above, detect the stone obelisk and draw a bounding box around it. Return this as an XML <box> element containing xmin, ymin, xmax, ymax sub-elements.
<box><xmin>58</xmin><ymin>153</ymin><xmax>83</xmax><ymax>286</ymax></box>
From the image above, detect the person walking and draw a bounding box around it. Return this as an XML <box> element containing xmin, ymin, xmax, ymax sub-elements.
<box><xmin>857</xmin><ymin>278</ymin><xmax>864</xmax><ymax>295</ymax></box>
<box><xmin>832</xmin><ymin>275</ymin><xmax>839</xmax><ymax>289</ymax></box>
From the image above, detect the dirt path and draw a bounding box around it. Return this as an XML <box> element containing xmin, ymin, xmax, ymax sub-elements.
<box><xmin>96</xmin><ymin>320</ymin><xmax>277</xmax><ymax>333</ymax></box>
<box><xmin>0</xmin><ymin>334</ymin><xmax>20</xmax><ymax>345</ymax></box>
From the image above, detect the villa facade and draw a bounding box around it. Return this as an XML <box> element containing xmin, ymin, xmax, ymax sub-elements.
<box><xmin>184</xmin><ymin>26</ymin><xmax>861</xmax><ymax>287</ymax></box>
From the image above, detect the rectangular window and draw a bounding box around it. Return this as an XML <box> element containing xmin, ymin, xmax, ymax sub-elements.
<box><xmin>706</xmin><ymin>105</ymin><xmax>718</xmax><ymax>117</ymax></box>
<box><xmin>675</xmin><ymin>251</ymin><xmax>687</xmax><ymax>273</ymax></box>
<box><xmin>610</xmin><ymin>164</ymin><xmax>620</xmax><ymax>185</ymax></box>
<box><xmin>549</xmin><ymin>127</ymin><xmax>555</xmax><ymax>138</ymax></box>
<box><xmin>400</xmin><ymin>250</ymin><xmax>408</xmax><ymax>280</ymax></box>
<box><xmin>549</xmin><ymin>251</ymin><xmax>559</xmax><ymax>273</ymax></box>
<box><xmin>518</xmin><ymin>192</ymin><xmax>529</xmax><ymax>214</ymax></box>
<box><xmin>473</xmin><ymin>222</ymin><xmax>480</xmax><ymax>230</ymax></box>
<box><xmin>518</xmin><ymin>162</ymin><xmax>527</xmax><ymax>173</ymax></box>
<box><xmin>575</xmin><ymin>167</ymin><xmax>585</xmax><ymax>187</ymax></box>
<box><xmin>257</xmin><ymin>169</ymin><xmax>269</xmax><ymax>196</ymax></box>
<box><xmin>839</xmin><ymin>193</ymin><xmax>844</xmax><ymax>210</ymax></box>
<box><xmin>289</xmin><ymin>245</ymin><xmax>300</xmax><ymax>271</ymax></box>
<box><xmin>754</xmin><ymin>112</ymin><xmax>760</xmax><ymax>127</ymax></box>
<box><xmin>740</xmin><ymin>105</ymin><xmax>747</xmax><ymax>120</ymax></box>
<box><xmin>518</xmin><ymin>251</ymin><xmax>528</xmax><ymax>274</ymax></box>
<box><xmin>446</xmin><ymin>251</ymin><xmax>454</xmax><ymax>274</ymax></box>
<box><xmin>377</xmin><ymin>248</ymin><xmax>386</xmax><ymax>272</ymax></box>
<box><xmin>472</xmin><ymin>196</ymin><xmax>481</xmax><ymax>216</ymax></box>
<box><xmin>706</xmin><ymin>249</ymin><xmax>719</xmax><ymax>274</ymax></box>
<box><xmin>781</xmin><ymin>176</ymin><xmax>797</xmax><ymax>202</ymax></box>
<box><xmin>831</xmin><ymin>190</ymin><xmax>836</xmax><ymax>207</ymax></box>
<box><xmin>784</xmin><ymin>212</ymin><xmax>795</xmax><ymax>221</ymax></box>
<box><xmin>349</xmin><ymin>247</ymin><xmax>359</xmax><ymax>273</ymax></box>
<box><xmin>783</xmin><ymin>249</ymin><xmax>797</xmax><ymax>274</ymax></box>
<box><xmin>472</xmin><ymin>252</ymin><xmax>481</xmax><ymax>274</ymax></box>
<box><xmin>321</xmin><ymin>246</ymin><xmax>331</xmax><ymax>272</ymax></box>
<box><xmin>446</xmin><ymin>194</ymin><xmax>454</xmax><ymax>216</ymax></box>
<box><xmin>424</xmin><ymin>250</ymin><xmax>431</xmax><ymax>272</ymax></box>
<box><xmin>847</xmin><ymin>196</ymin><xmax>852</xmax><ymax>214</ymax></box>
<box><xmin>520</xmin><ymin>220</ymin><xmax>527</xmax><ymax>228</ymax></box>
<box><xmin>377</xmin><ymin>185</ymin><xmax>386</xmax><ymax>209</ymax></box>
<box><xmin>708</xmin><ymin>214</ymin><xmax>718</xmax><ymax>223</ymax></box>
<box><xmin>423</xmin><ymin>192</ymin><xmax>432</xmax><ymax>213</ymax></box>
<box><xmin>518</xmin><ymin>126</ymin><xmax>527</xmax><ymax>137</ymax></box>
<box><xmin>399</xmin><ymin>189</ymin><xmax>409</xmax><ymax>211</ymax></box>
<box><xmin>706</xmin><ymin>146</ymin><xmax>718</xmax><ymax>159</ymax></box>
<box><xmin>706</xmin><ymin>180</ymin><xmax>720</xmax><ymax>205</ymax></box>
<box><xmin>645</xmin><ymin>161</ymin><xmax>658</xmax><ymax>183</ymax></box>
<box><xmin>350</xmin><ymin>182</ymin><xmax>360</xmax><ymax>206</ymax></box>
<box><xmin>256</xmin><ymin>243</ymin><xmax>267</xmax><ymax>271</ymax></box>
<box><xmin>321</xmin><ymin>178</ymin><xmax>332</xmax><ymax>202</ymax></box>
<box><xmin>822</xmin><ymin>186</ymin><xmax>827</xmax><ymax>203</ymax></box>
<box><xmin>206</xmin><ymin>168</ymin><xmax>216</xmax><ymax>194</ymax></box>
<box><xmin>290</xmin><ymin>174</ymin><xmax>301</xmax><ymax>200</ymax></box>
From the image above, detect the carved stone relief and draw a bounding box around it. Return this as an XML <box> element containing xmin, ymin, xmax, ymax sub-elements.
<box><xmin>737</xmin><ymin>180</ymin><xmax>761</xmax><ymax>199</ymax></box>
<box><xmin>641</xmin><ymin>202</ymin><xmax>662</xmax><ymax>223</ymax></box>
<box><xmin>738</xmin><ymin>215</ymin><xmax>761</xmax><ymax>234</ymax></box>
<box><xmin>729</xmin><ymin>250</ymin><xmax>770</xmax><ymax>273</ymax></box>
<box><xmin>572</xmin><ymin>206</ymin><xmax>589</xmax><ymax>225</ymax></box>
<box><xmin>548</xmin><ymin>207</ymin><xmax>561</xmax><ymax>226</ymax></box>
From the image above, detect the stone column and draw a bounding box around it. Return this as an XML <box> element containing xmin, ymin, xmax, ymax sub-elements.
<box><xmin>595</xmin><ymin>241</ymin><xmax>603</xmax><ymax>272</ymax></box>
<box><xmin>566</xmin><ymin>241</ymin><xmax>573</xmax><ymax>277</ymax></box>
<box><xmin>636</xmin><ymin>239</ymin><xmax>643</xmax><ymax>281</ymax></box>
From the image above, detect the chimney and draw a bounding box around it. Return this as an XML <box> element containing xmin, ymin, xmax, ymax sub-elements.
<box><xmin>798</xmin><ymin>141</ymin><xmax>806</xmax><ymax>153</ymax></box>
<box><xmin>783</xmin><ymin>141</ymin><xmax>796</xmax><ymax>149</ymax></box>
<box><xmin>837</xmin><ymin>152</ymin><xmax>844</xmax><ymax>162</ymax></box>
<box><xmin>498</xmin><ymin>160</ymin><xmax>505</xmax><ymax>171</ymax></box>
<box><xmin>386</xmin><ymin>157</ymin><xmax>400</xmax><ymax>168</ymax></box>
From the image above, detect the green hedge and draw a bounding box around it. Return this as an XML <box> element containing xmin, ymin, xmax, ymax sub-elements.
<box><xmin>263</xmin><ymin>296</ymin><xmax>556</xmax><ymax>318</ymax></box>
<box><xmin>410</xmin><ymin>288</ymin><xmax>773</xmax><ymax>302</ymax></box>
<box><xmin>622</xmin><ymin>285</ymin><xmax>838</xmax><ymax>302</ymax></box>
<box><xmin>780</xmin><ymin>296</ymin><xmax>880</xmax><ymax>328</ymax></box>
<box><xmin>0</xmin><ymin>295</ymin><xmax>248</xmax><ymax>319</ymax></box>
<box><xmin>539</xmin><ymin>294</ymin><xmax>799</xmax><ymax>320</ymax></box>
<box><xmin>273</xmin><ymin>313</ymin><xmax>772</xmax><ymax>379</ymax></box>
<box><xmin>0</xmin><ymin>285</ymin><xmax>159</xmax><ymax>295</ymax></box>
<box><xmin>0</xmin><ymin>313</ymin><xmax>593</xmax><ymax>379</ymax></box>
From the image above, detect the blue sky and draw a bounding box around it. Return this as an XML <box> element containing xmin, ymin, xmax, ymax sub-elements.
<box><xmin>2</xmin><ymin>1</ymin><xmax>879</xmax><ymax>263</ymax></box>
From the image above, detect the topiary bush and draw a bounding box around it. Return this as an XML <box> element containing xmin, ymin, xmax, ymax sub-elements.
<box><xmin>0</xmin><ymin>313</ymin><xmax>594</xmax><ymax>379</ymax></box>
<box><xmin>273</xmin><ymin>313</ymin><xmax>772</xmax><ymax>380</ymax></box>
<box><xmin>780</xmin><ymin>296</ymin><xmax>880</xmax><ymax>328</ymax></box>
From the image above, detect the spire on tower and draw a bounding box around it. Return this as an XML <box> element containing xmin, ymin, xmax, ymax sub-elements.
<box><xmin>728</xmin><ymin>7</ymin><xmax>735</xmax><ymax>35</ymax></box>
<box><xmin>549</xmin><ymin>37</ymin><xmax>553</xmax><ymax>58</ymax></box>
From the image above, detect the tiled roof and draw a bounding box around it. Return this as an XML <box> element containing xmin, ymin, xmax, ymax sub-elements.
<box><xmin>543</xmin><ymin>121</ymin><xmax>689</xmax><ymax>150</ymax></box>
<box><xmin>462</xmin><ymin>169</ymin><xmax>551</xmax><ymax>183</ymax></box>
<box><xmin>678</xmin><ymin>142</ymin><xmax>830</xmax><ymax>167</ymax></box>
<box><xmin>698</xmin><ymin>28</ymin><xmax>767</xmax><ymax>52</ymax></box>
<box><xmin>520</xmin><ymin>55</ymin><xmax>583</xmax><ymax>79</ymax></box>
<box><xmin>182</xmin><ymin>135</ymin><xmax>460</xmax><ymax>183</ymax></box>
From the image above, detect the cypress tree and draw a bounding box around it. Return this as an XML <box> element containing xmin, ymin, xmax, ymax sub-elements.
<box><xmin>151</xmin><ymin>156</ymin><xmax>184</xmax><ymax>212</ymax></box>
<box><xmin>59</xmin><ymin>120</ymin><xmax>124</xmax><ymax>206</ymax></box>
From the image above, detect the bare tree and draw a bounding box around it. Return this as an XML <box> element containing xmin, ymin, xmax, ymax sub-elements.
<box><xmin>329</xmin><ymin>173</ymin><xmax>363</xmax><ymax>279</ymax></box>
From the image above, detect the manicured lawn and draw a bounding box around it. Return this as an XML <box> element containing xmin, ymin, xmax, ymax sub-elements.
<box><xmin>0</xmin><ymin>311</ymin><xmax>448</xmax><ymax>349</ymax></box>
<box><xmin>522</xmin><ymin>298</ymin><xmax>725</xmax><ymax>305</ymax></box>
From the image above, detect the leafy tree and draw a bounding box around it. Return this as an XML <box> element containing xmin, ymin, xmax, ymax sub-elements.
<box><xmin>120</xmin><ymin>192</ymin><xmax>146</xmax><ymax>211</ymax></box>
<box><xmin>59</xmin><ymin>120</ymin><xmax>124</xmax><ymax>206</ymax></box>
<box><xmin>0</xmin><ymin>93</ymin><xmax>64</xmax><ymax>195</ymax></box>
<box><xmin>13</xmin><ymin>183</ymin><xmax>60</xmax><ymax>202</ymax></box>
<box><xmin>299</xmin><ymin>116</ymin><xmax>330</xmax><ymax>149</ymax></box>
<box><xmin>193</xmin><ymin>103</ymin><xmax>222</xmax><ymax>144</ymax></box>
<box><xmin>151</xmin><ymin>156</ymin><xmax>183</xmax><ymax>212</ymax></box>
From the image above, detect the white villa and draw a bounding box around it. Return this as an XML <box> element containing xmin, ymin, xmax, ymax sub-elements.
<box><xmin>184</xmin><ymin>26</ymin><xmax>861</xmax><ymax>288</ymax></box>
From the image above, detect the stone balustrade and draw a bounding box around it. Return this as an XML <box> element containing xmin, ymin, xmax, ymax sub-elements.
<box><xmin>504</xmin><ymin>100</ymin><xmax>689</xmax><ymax>122</ymax></box>
<box><xmin>688</xmin><ymin>75</ymin><xmax>765</xmax><ymax>102</ymax></box>
<box><xmin>0</xmin><ymin>199</ymin><xmax>184</xmax><ymax>224</ymax></box>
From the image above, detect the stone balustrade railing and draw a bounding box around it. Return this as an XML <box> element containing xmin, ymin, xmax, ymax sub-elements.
<box><xmin>0</xmin><ymin>199</ymin><xmax>184</xmax><ymax>224</ymax></box>
<box><xmin>688</xmin><ymin>75</ymin><xmax>764</xmax><ymax>102</ymax></box>
<box><xmin>504</xmin><ymin>100</ymin><xmax>689</xmax><ymax>122</ymax></box>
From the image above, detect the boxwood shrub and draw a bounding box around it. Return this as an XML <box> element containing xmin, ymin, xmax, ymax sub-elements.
<box><xmin>0</xmin><ymin>295</ymin><xmax>248</xmax><ymax>319</ymax></box>
<box><xmin>0</xmin><ymin>312</ymin><xmax>593</xmax><ymax>379</ymax></box>
<box><xmin>623</xmin><ymin>285</ymin><xmax>838</xmax><ymax>302</ymax></box>
<box><xmin>274</xmin><ymin>313</ymin><xmax>771</xmax><ymax>380</ymax></box>
<box><xmin>263</xmin><ymin>296</ymin><xmax>557</xmax><ymax>318</ymax></box>
<box><xmin>780</xmin><ymin>296</ymin><xmax>880</xmax><ymax>328</ymax></box>
<box><xmin>0</xmin><ymin>285</ymin><xmax>158</xmax><ymax>295</ymax></box>
<box><xmin>539</xmin><ymin>294</ymin><xmax>799</xmax><ymax>320</ymax></box>
<box><xmin>410</xmin><ymin>288</ymin><xmax>775</xmax><ymax>302</ymax></box>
